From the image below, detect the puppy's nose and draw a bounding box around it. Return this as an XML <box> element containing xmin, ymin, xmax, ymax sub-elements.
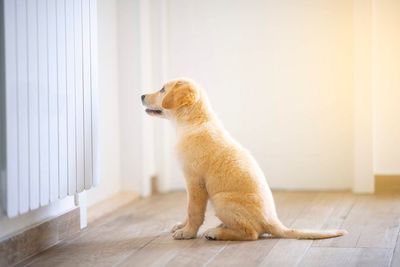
<box><xmin>141</xmin><ymin>95</ymin><xmax>146</xmax><ymax>103</ymax></box>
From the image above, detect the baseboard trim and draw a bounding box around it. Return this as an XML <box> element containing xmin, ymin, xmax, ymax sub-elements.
<box><xmin>0</xmin><ymin>208</ymin><xmax>80</xmax><ymax>267</ymax></box>
<box><xmin>375</xmin><ymin>175</ymin><xmax>400</xmax><ymax>193</ymax></box>
<box><xmin>88</xmin><ymin>192</ymin><xmax>140</xmax><ymax>224</ymax></box>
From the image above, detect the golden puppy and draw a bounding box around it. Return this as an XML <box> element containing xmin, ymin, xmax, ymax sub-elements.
<box><xmin>141</xmin><ymin>78</ymin><xmax>347</xmax><ymax>241</ymax></box>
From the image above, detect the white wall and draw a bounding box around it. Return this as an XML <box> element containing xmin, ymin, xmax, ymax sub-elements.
<box><xmin>372</xmin><ymin>0</ymin><xmax>400</xmax><ymax>175</ymax></box>
<box><xmin>353</xmin><ymin>0</ymin><xmax>374</xmax><ymax>192</ymax></box>
<box><xmin>86</xmin><ymin>0</ymin><xmax>399</xmax><ymax>199</ymax></box>
<box><xmin>117</xmin><ymin>0</ymin><xmax>156</xmax><ymax>197</ymax></box>
<box><xmin>93</xmin><ymin>0</ymin><xmax>159</xmax><ymax>198</ymax></box>
<box><xmin>163</xmin><ymin>0</ymin><xmax>355</xmax><ymax>190</ymax></box>
<box><xmin>86</xmin><ymin>0</ymin><xmax>122</xmax><ymax>207</ymax></box>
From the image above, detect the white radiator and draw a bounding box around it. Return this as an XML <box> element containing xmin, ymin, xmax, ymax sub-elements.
<box><xmin>1</xmin><ymin>0</ymin><xmax>99</xmax><ymax>217</ymax></box>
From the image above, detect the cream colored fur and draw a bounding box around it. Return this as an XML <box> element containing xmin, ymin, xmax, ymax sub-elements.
<box><xmin>141</xmin><ymin>78</ymin><xmax>347</xmax><ymax>241</ymax></box>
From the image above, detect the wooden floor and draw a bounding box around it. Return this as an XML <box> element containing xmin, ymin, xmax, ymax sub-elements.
<box><xmin>18</xmin><ymin>191</ymin><xmax>400</xmax><ymax>267</ymax></box>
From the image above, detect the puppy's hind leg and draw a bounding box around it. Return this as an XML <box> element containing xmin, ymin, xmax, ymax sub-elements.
<box><xmin>204</xmin><ymin>226</ymin><xmax>258</xmax><ymax>241</ymax></box>
<box><xmin>205</xmin><ymin>205</ymin><xmax>259</xmax><ymax>241</ymax></box>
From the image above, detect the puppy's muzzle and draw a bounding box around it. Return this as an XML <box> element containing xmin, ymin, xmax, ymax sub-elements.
<box><xmin>141</xmin><ymin>94</ymin><xmax>163</xmax><ymax>115</ymax></box>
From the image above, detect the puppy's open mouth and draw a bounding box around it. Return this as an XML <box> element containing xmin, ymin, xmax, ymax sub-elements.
<box><xmin>145</xmin><ymin>108</ymin><xmax>163</xmax><ymax>115</ymax></box>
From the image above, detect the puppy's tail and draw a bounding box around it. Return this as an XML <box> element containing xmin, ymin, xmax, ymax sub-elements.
<box><xmin>267</xmin><ymin>222</ymin><xmax>347</xmax><ymax>240</ymax></box>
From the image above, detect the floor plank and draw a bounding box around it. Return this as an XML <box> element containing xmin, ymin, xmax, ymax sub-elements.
<box><xmin>314</xmin><ymin>194</ymin><xmax>400</xmax><ymax>249</ymax></box>
<box><xmin>391</xmin><ymin>232</ymin><xmax>400</xmax><ymax>267</ymax></box>
<box><xmin>17</xmin><ymin>193</ymin><xmax>185</xmax><ymax>267</ymax></box>
<box><xmin>312</xmin><ymin>193</ymin><xmax>356</xmax><ymax>247</ymax></box>
<box><xmin>117</xmin><ymin>205</ymin><xmax>223</xmax><ymax>267</ymax></box>
<box><xmin>15</xmin><ymin>191</ymin><xmax>400</xmax><ymax>267</ymax></box>
<box><xmin>299</xmin><ymin>247</ymin><xmax>392</xmax><ymax>267</ymax></box>
<box><xmin>258</xmin><ymin>192</ymin><xmax>347</xmax><ymax>266</ymax></box>
<box><xmin>164</xmin><ymin>238</ymin><xmax>227</xmax><ymax>267</ymax></box>
<box><xmin>203</xmin><ymin>192</ymin><xmax>317</xmax><ymax>267</ymax></box>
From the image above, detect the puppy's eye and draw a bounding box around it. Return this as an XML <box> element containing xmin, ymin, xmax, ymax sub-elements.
<box><xmin>160</xmin><ymin>87</ymin><xmax>165</xmax><ymax>93</ymax></box>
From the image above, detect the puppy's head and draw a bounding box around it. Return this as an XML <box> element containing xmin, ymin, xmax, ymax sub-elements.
<box><xmin>141</xmin><ymin>78</ymin><xmax>200</xmax><ymax>119</ymax></box>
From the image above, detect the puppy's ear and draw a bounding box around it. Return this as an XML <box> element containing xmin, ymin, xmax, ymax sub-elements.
<box><xmin>161</xmin><ymin>90</ymin><xmax>176</xmax><ymax>109</ymax></box>
<box><xmin>161</xmin><ymin>83</ymin><xmax>198</xmax><ymax>109</ymax></box>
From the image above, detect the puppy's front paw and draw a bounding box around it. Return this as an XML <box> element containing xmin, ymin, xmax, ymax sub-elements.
<box><xmin>171</xmin><ymin>222</ymin><xmax>185</xmax><ymax>233</ymax></box>
<box><xmin>172</xmin><ymin>228</ymin><xmax>196</xmax><ymax>240</ymax></box>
